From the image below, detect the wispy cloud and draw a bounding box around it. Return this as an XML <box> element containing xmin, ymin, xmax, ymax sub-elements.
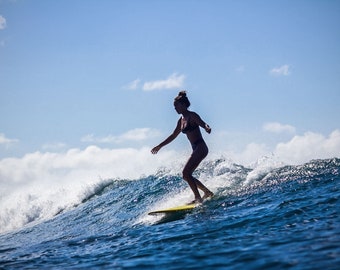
<box><xmin>269</xmin><ymin>64</ymin><xmax>290</xmax><ymax>76</ymax></box>
<box><xmin>143</xmin><ymin>73</ymin><xmax>185</xmax><ymax>91</ymax></box>
<box><xmin>123</xmin><ymin>73</ymin><xmax>185</xmax><ymax>91</ymax></box>
<box><xmin>0</xmin><ymin>133</ymin><xmax>18</xmax><ymax>145</ymax></box>
<box><xmin>42</xmin><ymin>142</ymin><xmax>67</xmax><ymax>151</ymax></box>
<box><xmin>0</xmin><ymin>15</ymin><xmax>6</xmax><ymax>30</ymax></box>
<box><xmin>81</xmin><ymin>128</ymin><xmax>161</xmax><ymax>144</ymax></box>
<box><xmin>124</xmin><ymin>79</ymin><xmax>141</xmax><ymax>90</ymax></box>
<box><xmin>263</xmin><ymin>122</ymin><xmax>296</xmax><ymax>134</ymax></box>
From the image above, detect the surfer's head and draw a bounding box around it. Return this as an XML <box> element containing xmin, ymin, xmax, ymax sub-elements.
<box><xmin>174</xmin><ymin>91</ymin><xmax>190</xmax><ymax>108</ymax></box>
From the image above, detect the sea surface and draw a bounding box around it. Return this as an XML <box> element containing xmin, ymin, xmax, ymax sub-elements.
<box><xmin>0</xmin><ymin>157</ymin><xmax>339</xmax><ymax>269</ymax></box>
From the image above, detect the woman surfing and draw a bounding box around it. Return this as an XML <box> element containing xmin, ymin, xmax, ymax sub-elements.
<box><xmin>151</xmin><ymin>91</ymin><xmax>214</xmax><ymax>204</ymax></box>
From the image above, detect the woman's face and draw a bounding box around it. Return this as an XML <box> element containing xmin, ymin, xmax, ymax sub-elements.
<box><xmin>174</xmin><ymin>101</ymin><xmax>186</xmax><ymax>114</ymax></box>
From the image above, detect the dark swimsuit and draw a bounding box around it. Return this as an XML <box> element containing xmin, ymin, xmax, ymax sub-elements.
<box><xmin>181</xmin><ymin>116</ymin><xmax>198</xmax><ymax>134</ymax></box>
<box><xmin>181</xmin><ymin>117</ymin><xmax>205</xmax><ymax>151</ymax></box>
<box><xmin>190</xmin><ymin>138</ymin><xmax>205</xmax><ymax>151</ymax></box>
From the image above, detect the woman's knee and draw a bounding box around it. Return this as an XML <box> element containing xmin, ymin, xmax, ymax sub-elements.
<box><xmin>182</xmin><ymin>168</ymin><xmax>192</xmax><ymax>180</ymax></box>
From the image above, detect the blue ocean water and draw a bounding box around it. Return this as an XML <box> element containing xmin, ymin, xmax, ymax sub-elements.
<box><xmin>0</xmin><ymin>158</ymin><xmax>339</xmax><ymax>269</ymax></box>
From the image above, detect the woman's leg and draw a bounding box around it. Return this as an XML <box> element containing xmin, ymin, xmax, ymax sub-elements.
<box><xmin>182</xmin><ymin>143</ymin><xmax>213</xmax><ymax>202</ymax></box>
<box><xmin>193</xmin><ymin>177</ymin><xmax>214</xmax><ymax>199</ymax></box>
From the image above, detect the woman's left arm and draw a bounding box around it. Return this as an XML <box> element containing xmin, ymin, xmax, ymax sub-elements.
<box><xmin>192</xmin><ymin>112</ymin><xmax>211</xmax><ymax>134</ymax></box>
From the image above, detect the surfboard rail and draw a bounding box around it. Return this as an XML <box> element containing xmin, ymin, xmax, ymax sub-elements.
<box><xmin>148</xmin><ymin>203</ymin><xmax>197</xmax><ymax>216</ymax></box>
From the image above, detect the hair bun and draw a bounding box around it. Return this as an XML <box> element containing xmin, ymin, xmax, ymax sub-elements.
<box><xmin>174</xmin><ymin>90</ymin><xmax>190</xmax><ymax>108</ymax></box>
<box><xmin>179</xmin><ymin>90</ymin><xmax>187</xmax><ymax>97</ymax></box>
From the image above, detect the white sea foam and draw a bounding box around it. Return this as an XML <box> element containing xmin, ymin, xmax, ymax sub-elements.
<box><xmin>1</xmin><ymin>129</ymin><xmax>339</xmax><ymax>233</ymax></box>
<box><xmin>0</xmin><ymin>146</ymin><xmax>182</xmax><ymax>234</ymax></box>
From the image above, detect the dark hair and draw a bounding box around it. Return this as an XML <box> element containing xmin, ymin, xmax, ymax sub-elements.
<box><xmin>174</xmin><ymin>91</ymin><xmax>190</xmax><ymax>108</ymax></box>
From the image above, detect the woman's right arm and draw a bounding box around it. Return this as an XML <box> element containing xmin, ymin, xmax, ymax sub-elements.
<box><xmin>151</xmin><ymin>119</ymin><xmax>181</xmax><ymax>154</ymax></box>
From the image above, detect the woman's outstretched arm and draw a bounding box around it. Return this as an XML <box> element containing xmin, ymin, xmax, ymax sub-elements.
<box><xmin>151</xmin><ymin>118</ymin><xmax>181</xmax><ymax>154</ymax></box>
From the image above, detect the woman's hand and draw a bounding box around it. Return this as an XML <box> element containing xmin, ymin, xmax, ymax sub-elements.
<box><xmin>151</xmin><ymin>145</ymin><xmax>161</xmax><ymax>154</ymax></box>
<box><xmin>205</xmin><ymin>124</ymin><xmax>211</xmax><ymax>134</ymax></box>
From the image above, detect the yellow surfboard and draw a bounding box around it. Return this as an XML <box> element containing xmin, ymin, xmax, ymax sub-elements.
<box><xmin>148</xmin><ymin>203</ymin><xmax>197</xmax><ymax>216</ymax></box>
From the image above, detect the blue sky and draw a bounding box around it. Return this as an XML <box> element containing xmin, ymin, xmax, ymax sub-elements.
<box><xmin>0</xmin><ymin>0</ymin><xmax>339</xmax><ymax>164</ymax></box>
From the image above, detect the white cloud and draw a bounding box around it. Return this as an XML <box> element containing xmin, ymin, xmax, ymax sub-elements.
<box><xmin>263</xmin><ymin>122</ymin><xmax>296</xmax><ymax>134</ymax></box>
<box><xmin>213</xmin><ymin>129</ymin><xmax>340</xmax><ymax>166</ymax></box>
<box><xmin>227</xmin><ymin>143</ymin><xmax>270</xmax><ymax>166</ymax></box>
<box><xmin>81</xmin><ymin>128</ymin><xmax>161</xmax><ymax>144</ymax></box>
<box><xmin>269</xmin><ymin>64</ymin><xmax>290</xmax><ymax>76</ymax></box>
<box><xmin>0</xmin><ymin>15</ymin><xmax>6</xmax><ymax>30</ymax></box>
<box><xmin>123</xmin><ymin>73</ymin><xmax>185</xmax><ymax>91</ymax></box>
<box><xmin>274</xmin><ymin>130</ymin><xmax>340</xmax><ymax>164</ymax></box>
<box><xmin>124</xmin><ymin>79</ymin><xmax>141</xmax><ymax>90</ymax></box>
<box><xmin>143</xmin><ymin>73</ymin><xmax>185</xmax><ymax>91</ymax></box>
<box><xmin>119</xmin><ymin>128</ymin><xmax>161</xmax><ymax>142</ymax></box>
<box><xmin>0</xmin><ymin>133</ymin><xmax>18</xmax><ymax>145</ymax></box>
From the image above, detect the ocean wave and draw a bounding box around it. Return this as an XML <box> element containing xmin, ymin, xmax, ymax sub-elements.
<box><xmin>1</xmin><ymin>153</ymin><xmax>338</xmax><ymax>235</ymax></box>
<box><xmin>0</xmin><ymin>157</ymin><xmax>339</xmax><ymax>269</ymax></box>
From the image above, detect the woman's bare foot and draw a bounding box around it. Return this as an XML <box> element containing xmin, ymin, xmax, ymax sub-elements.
<box><xmin>202</xmin><ymin>191</ymin><xmax>214</xmax><ymax>200</ymax></box>
<box><xmin>187</xmin><ymin>197</ymin><xmax>203</xmax><ymax>205</ymax></box>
